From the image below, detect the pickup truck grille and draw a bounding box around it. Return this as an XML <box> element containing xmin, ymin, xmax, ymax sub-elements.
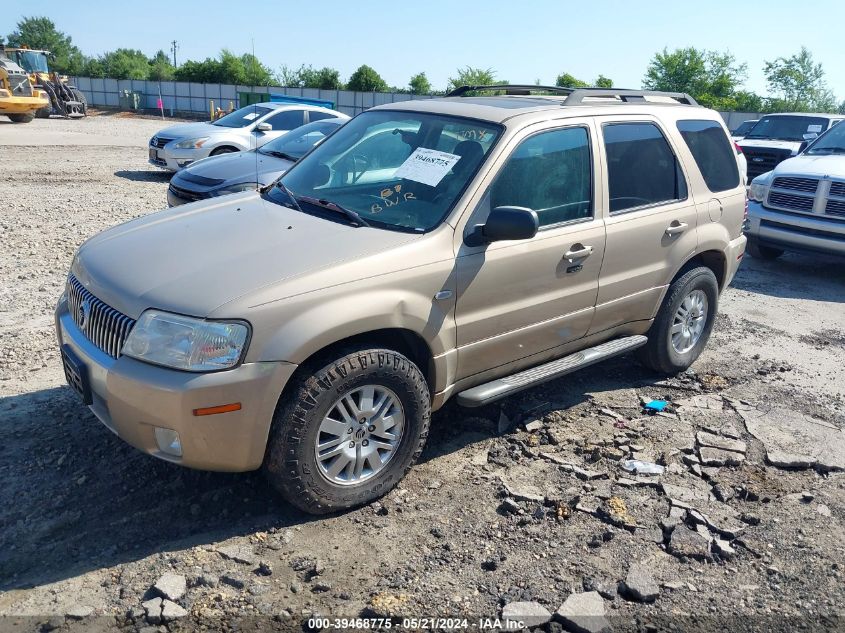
<box><xmin>67</xmin><ymin>275</ymin><xmax>136</xmax><ymax>359</ymax></box>
<box><xmin>830</xmin><ymin>182</ymin><xmax>845</xmax><ymax>198</ymax></box>
<box><xmin>767</xmin><ymin>191</ymin><xmax>815</xmax><ymax>212</ymax></box>
<box><xmin>827</xmin><ymin>198</ymin><xmax>845</xmax><ymax>218</ymax></box>
<box><xmin>743</xmin><ymin>147</ymin><xmax>793</xmax><ymax>180</ymax></box>
<box><xmin>772</xmin><ymin>177</ymin><xmax>818</xmax><ymax>193</ymax></box>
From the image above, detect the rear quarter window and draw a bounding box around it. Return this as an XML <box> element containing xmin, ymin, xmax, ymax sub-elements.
<box><xmin>676</xmin><ymin>120</ymin><xmax>739</xmax><ymax>193</ymax></box>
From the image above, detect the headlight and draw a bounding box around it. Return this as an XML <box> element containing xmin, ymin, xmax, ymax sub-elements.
<box><xmin>122</xmin><ymin>310</ymin><xmax>249</xmax><ymax>372</ymax></box>
<box><xmin>749</xmin><ymin>174</ymin><xmax>772</xmax><ymax>202</ymax></box>
<box><xmin>172</xmin><ymin>137</ymin><xmax>210</xmax><ymax>149</ymax></box>
<box><xmin>211</xmin><ymin>182</ymin><xmax>259</xmax><ymax>196</ymax></box>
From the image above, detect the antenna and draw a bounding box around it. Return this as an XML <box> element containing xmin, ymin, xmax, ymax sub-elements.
<box><xmin>170</xmin><ymin>40</ymin><xmax>179</xmax><ymax>68</ymax></box>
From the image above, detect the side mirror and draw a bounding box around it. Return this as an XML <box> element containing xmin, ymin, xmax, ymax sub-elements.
<box><xmin>465</xmin><ymin>206</ymin><xmax>539</xmax><ymax>246</ymax></box>
<box><xmin>255</xmin><ymin>122</ymin><xmax>272</xmax><ymax>132</ymax></box>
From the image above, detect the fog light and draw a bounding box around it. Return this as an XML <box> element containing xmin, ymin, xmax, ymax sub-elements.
<box><xmin>154</xmin><ymin>427</ymin><xmax>183</xmax><ymax>457</ymax></box>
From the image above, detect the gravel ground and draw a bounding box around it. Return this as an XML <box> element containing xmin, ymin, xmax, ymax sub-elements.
<box><xmin>1</xmin><ymin>113</ymin><xmax>845</xmax><ymax>633</ymax></box>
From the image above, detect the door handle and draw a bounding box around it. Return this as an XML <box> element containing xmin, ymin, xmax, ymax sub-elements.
<box><xmin>665</xmin><ymin>221</ymin><xmax>689</xmax><ymax>237</ymax></box>
<box><xmin>564</xmin><ymin>244</ymin><xmax>593</xmax><ymax>261</ymax></box>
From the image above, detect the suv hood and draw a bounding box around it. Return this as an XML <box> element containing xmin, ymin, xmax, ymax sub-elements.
<box><xmin>768</xmin><ymin>153</ymin><xmax>845</xmax><ymax>178</ymax></box>
<box><xmin>73</xmin><ymin>194</ymin><xmax>419</xmax><ymax>319</ymax></box>
<box><xmin>154</xmin><ymin>121</ymin><xmax>223</xmax><ymax>141</ymax></box>
<box><xmin>173</xmin><ymin>151</ymin><xmax>293</xmax><ymax>189</ymax></box>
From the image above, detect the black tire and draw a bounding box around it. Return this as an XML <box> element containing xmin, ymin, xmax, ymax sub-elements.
<box><xmin>746</xmin><ymin>239</ymin><xmax>783</xmax><ymax>260</ymax></box>
<box><xmin>264</xmin><ymin>348</ymin><xmax>431</xmax><ymax>514</ymax></box>
<box><xmin>35</xmin><ymin>105</ymin><xmax>52</xmax><ymax>118</ymax></box>
<box><xmin>210</xmin><ymin>146</ymin><xmax>238</xmax><ymax>156</ymax></box>
<box><xmin>7</xmin><ymin>113</ymin><xmax>35</xmax><ymax>123</ymax></box>
<box><xmin>637</xmin><ymin>266</ymin><xmax>719</xmax><ymax>374</ymax></box>
<box><xmin>70</xmin><ymin>88</ymin><xmax>88</xmax><ymax>116</ymax></box>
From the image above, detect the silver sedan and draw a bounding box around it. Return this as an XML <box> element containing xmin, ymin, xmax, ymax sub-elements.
<box><xmin>148</xmin><ymin>102</ymin><xmax>348</xmax><ymax>171</ymax></box>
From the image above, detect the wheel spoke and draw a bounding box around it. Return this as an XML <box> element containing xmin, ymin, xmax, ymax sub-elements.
<box><xmin>353</xmin><ymin>445</ymin><xmax>365</xmax><ymax>480</ymax></box>
<box><xmin>335</xmin><ymin>398</ymin><xmax>357</xmax><ymax>424</ymax></box>
<box><xmin>670</xmin><ymin>322</ymin><xmax>684</xmax><ymax>335</ymax></box>
<box><xmin>319</xmin><ymin>418</ymin><xmax>349</xmax><ymax>438</ymax></box>
<box><xmin>319</xmin><ymin>443</ymin><xmax>348</xmax><ymax>461</ymax></box>
<box><xmin>317</xmin><ymin>436</ymin><xmax>346</xmax><ymax>452</ymax></box>
<box><xmin>325</xmin><ymin>452</ymin><xmax>353</xmax><ymax>479</ymax></box>
<box><xmin>366</xmin><ymin>449</ymin><xmax>384</xmax><ymax>472</ymax></box>
<box><xmin>358</xmin><ymin>385</ymin><xmax>376</xmax><ymax>413</ymax></box>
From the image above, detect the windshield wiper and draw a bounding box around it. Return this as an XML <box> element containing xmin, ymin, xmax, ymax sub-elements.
<box><xmin>807</xmin><ymin>146</ymin><xmax>845</xmax><ymax>154</ymax></box>
<box><xmin>274</xmin><ymin>182</ymin><xmax>305</xmax><ymax>213</ymax></box>
<box><xmin>299</xmin><ymin>195</ymin><xmax>370</xmax><ymax>227</ymax></box>
<box><xmin>261</xmin><ymin>150</ymin><xmax>300</xmax><ymax>161</ymax></box>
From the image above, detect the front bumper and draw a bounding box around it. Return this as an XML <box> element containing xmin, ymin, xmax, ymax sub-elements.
<box><xmin>747</xmin><ymin>200</ymin><xmax>845</xmax><ymax>257</ymax></box>
<box><xmin>148</xmin><ymin>145</ymin><xmax>212</xmax><ymax>172</ymax></box>
<box><xmin>55</xmin><ymin>296</ymin><xmax>297</xmax><ymax>472</ymax></box>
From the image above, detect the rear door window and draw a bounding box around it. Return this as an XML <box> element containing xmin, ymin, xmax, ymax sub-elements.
<box><xmin>677</xmin><ymin>119</ymin><xmax>739</xmax><ymax>192</ymax></box>
<box><xmin>266</xmin><ymin>109</ymin><xmax>306</xmax><ymax>131</ymax></box>
<box><xmin>602</xmin><ymin>122</ymin><xmax>688</xmax><ymax>213</ymax></box>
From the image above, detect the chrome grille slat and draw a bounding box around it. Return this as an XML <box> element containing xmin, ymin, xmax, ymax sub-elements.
<box><xmin>66</xmin><ymin>275</ymin><xmax>136</xmax><ymax>359</ymax></box>
<box><xmin>830</xmin><ymin>182</ymin><xmax>845</xmax><ymax>198</ymax></box>
<box><xmin>767</xmin><ymin>191</ymin><xmax>815</xmax><ymax>212</ymax></box>
<box><xmin>772</xmin><ymin>177</ymin><xmax>819</xmax><ymax>193</ymax></box>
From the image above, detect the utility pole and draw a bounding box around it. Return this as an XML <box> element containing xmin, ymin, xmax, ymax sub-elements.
<box><xmin>170</xmin><ymin>40</ymin><xmax>179</xmax><ymax>68</ymax></box>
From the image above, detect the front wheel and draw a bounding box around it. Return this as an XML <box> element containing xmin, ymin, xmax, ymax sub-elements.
<box><xmin>7</xmin><ymin>113</ymin><xmax>35</xmax><ymax>123</ymax></box>
<box><xmin>264</xmin><ymin>348</ymin><xmax>431</xmax><ymax>514</ymax></box>
<box><xmin>637</xmin><ymin>266</ymin><xmax>719</xmax><ymax>374</ymax></box>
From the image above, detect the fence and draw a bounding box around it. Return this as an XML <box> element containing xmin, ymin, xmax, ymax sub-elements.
<box><xmin>72</xmin><ymin>77</ymin><xmax>435</xmax><ymax>118</ymax></box>
<box><xmin>71</xmin><ymin>76</ymin><xmax>763</xmax><ymax>128</ymax></box>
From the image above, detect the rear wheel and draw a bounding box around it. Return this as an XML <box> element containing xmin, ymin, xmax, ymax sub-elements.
<box><xmin>637</xmin><ymin>266</ymin><xmax>719</xmax><ymax>374</ymax></box>
<box><xmin>7</xmin><ymin>113</ymin><xmax>35</xmax><ymax>123</ymax></box>
<box><xmin>264</xmin><ymin>347</ymin><xmax>431</xmax><ymax>514</ymax></box>
<box><xmin>746</xmin><ymin>239</ymin><xmax>783</xmax><ymax>260</ymax></box>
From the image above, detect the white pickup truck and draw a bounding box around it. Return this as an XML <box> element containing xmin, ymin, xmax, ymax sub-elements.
<box><xmin>747</xmin><ymin>119</ymin><xmax>845</xmax><ymax>259</ymax></box>
<box><xmin>738</xmin><ymin>112</ymin><xmax>844</xmax><ymax>182</ymax></box>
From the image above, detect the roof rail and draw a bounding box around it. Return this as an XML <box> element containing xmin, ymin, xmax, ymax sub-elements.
<box><xmin>445</xmin><ymin>84</ymin><xmax>574</xmax><ymax>97</ymax></box>
<box><xmin>445</xmin><ymin>85</ymin><xmax>698</xmax><ymax>106</ymax></box>
<box><xmin>562</xmin><ymin>88</ymin><xmax>698</xmax><ymax>106</ymax></box>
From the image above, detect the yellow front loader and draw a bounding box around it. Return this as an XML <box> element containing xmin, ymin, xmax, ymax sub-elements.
<box><xmin>0</xmin><ymin>46</ymin><xmax>49</xmax><ymax>123</ymax></box>
<box><xmin>6</xmin><ymin>47</ymin><xmax>86</xmax><ymax>118</ymax></box>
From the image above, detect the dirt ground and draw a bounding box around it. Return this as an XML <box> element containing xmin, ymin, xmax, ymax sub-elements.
<box><xmin>1</xmin><ymin>113</ymin><xmax>844</xmax><ymax>633</ymax></box>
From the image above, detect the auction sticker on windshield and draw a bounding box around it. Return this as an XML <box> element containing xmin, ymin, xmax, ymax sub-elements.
<box><xmin>394</xmin><ymin>148</ymin><xmax>461</xmax><ymax>187</ymax></box>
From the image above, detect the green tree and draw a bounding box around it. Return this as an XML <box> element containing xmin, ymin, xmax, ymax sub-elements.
<box><xmin>764</xmin><ymin>47</ymin><xmax>837</xmax><ymax>112</ymax></box>
<box><xmin>239</xmin><ymin>51</ymin><xmax>273</xmax><ymax>86</ymax></box>
<box><xmin>447</xmin><ymin>66</ymin><xmax>499</xmax><ymax>92</ymax></box>
<box><xmin>408</xmin><ymin>72</ymin><xmax>431</xmax><ymax>95</ymax></box>
<box><xmin>595</xmin><ymin>74</ymin><xmax>613</xmax><ymax>88</ymax></box>
<box><xmin>99</xmin><ymin>48</ymin><xmax>150</xmax><ymax>80</ymax></box>
<box><xmin>6</xmin><ymin>16</ymin><xmax>84</xmax><ymax>74</ymax></box>
<box><xmin>173</xmin><ymin>50</ymin><xmax>272</xmax><ymax>85</ymax></box>
<box><xmin>277</xmin><ymin>64</ymin><xmax>343</xmax><ymax>89</ymax></box>
<box><xmin>555</xmin><ymin>72</ymin><xmax>588</xmax><ymax>88</ymax></box>
<box><xmin>148</xmin><ymin>50</ymin><xmax>174</xmax><ymax>81</ymax></box>
<box><xmin>643</xmin><ymin>47</ymin><xmax>751</xmax><ymax>110</ymax></box>
<box><xmin>346</xmin><ymin>64</ymin><xmax>388</xmax><ymax>92</ymax></box>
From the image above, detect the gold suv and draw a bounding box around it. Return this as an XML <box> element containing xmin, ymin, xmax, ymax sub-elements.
<box><xmin>55</xmin><ymin>86</ymin><xmax>747</xmax><ymax>513</ymax></box>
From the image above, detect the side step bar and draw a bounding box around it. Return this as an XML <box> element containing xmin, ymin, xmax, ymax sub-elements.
<box><xmin>455</xmin><ymin>335</ymin><xmax>648</xmax><ymax>408</ymax></box>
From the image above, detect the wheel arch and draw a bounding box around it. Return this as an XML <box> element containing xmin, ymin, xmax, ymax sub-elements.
<box><xmin>672</xmin><ymin>249</ymin><xmax>727</xmax><ymax>291</ymax></box>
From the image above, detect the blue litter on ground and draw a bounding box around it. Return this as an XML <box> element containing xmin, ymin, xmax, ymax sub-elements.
<box><xmin>644</xmin><ymin>399</ymin><xmax>668</xmax><ymax>412</ymax></box>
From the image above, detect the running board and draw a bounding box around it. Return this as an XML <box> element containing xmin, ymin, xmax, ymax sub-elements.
<box><xmin>455</xmin><ymin>335</ymin><xmax>648</xmax><ymax>408</ymax></box>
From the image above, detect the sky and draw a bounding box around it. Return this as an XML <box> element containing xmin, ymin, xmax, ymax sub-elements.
<box><xmin>4</xmin><ymin>0</ymin><xmax>845</xmax><ymax>97</ymax></box>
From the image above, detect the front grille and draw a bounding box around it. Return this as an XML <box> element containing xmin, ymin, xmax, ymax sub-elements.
<box><xmin>66</xmin><ymin>275</ymin><xmax>136</xmax><ymax>359</ymax></box>
<box><xmin>830</xmin><ymin>182</ymin><xmax>845</xmax><ymax>198</ymax></box>
<box><xmin>150</xmin><ymin>136</ymin><xmax>173</xmax><ymax>149</ymax></box>
<box><xmin>772</xmin><ymin>177</ymin><xmax>818</xmax><ymax>193</ymax></box>
<box><xmin>168</xmin><ymin>183</ymin><xmax>209</xmax><ymax>203</ymax></box>
<box><xmin>826</xmin><ymin>198</ymin><xmax>845</xmax><ymax>217</ymax></box>
<box><xmin>767</xmin><ymin>191</ymin><xmax>815</xmax><ymax>212</ymax></box>
<box><xmin>743</xmin><ymin>147</ymin><xmax>792</xmax><ymax>179</ymax></box>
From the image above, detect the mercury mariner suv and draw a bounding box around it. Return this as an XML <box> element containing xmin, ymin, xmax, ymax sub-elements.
<box><xmin>56</xmin><ymin>86</ymin><xmax>747</xmax><ymax>514</ymax></box>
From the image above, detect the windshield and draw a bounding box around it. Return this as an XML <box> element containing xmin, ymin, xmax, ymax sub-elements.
<box><xmin>16</xmin><ymin>50</ymin><xmax>49</xmax><ymax>73</ymax></box>
<box><xmin>212</xmin><ymin>105</ymin><xmax>272</xmax><ymax>128</ymax></box>
<box><xmin>266</xmin><ymin>110</ymin><xmax>502</xmax><ymax>232</ymax></box>
<box><xmin>805</xmin><ymin>120</ymin><xmax>845</xmax><ymax>155</ymax></box>
<box><xmin>745</xmin><ymin>115</ymin><xmax>829</xmax><ymax>142</ymax></box>
<box><xmin>732</xmin><ymin>120</ymin><xmax>757</xmax><ymax>136</ymax></box>
<box><xmin>258</xmin><ymin>120</ymin><xmax>342</xmax><ymax>160</ymax></box>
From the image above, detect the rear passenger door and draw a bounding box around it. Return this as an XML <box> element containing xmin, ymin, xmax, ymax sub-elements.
<box><xmin>590</xmin><ymin>118</ymin><xmax>698</xmax><ymax>335</ymax></box>
<box><xmin>254</xmin><ymin>109</ymin><xmax>307</xmax><ymax>147</ymax></box>
<box><xmin>454</xmin><ymin>121</ymin><xmax>606</xmax><ymax>379</ymax></box>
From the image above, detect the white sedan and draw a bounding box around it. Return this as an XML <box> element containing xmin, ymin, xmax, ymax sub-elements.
<box><xmin>148</xmin><ymin>102</ymin><xmax>348</xmax><ymax>171</ymax></box>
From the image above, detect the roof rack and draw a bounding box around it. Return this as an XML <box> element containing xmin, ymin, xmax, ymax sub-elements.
<box><xmin>445</xmin><ymin>85</ymin><xmax>698</xmax><ymax>106</ymax></box>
